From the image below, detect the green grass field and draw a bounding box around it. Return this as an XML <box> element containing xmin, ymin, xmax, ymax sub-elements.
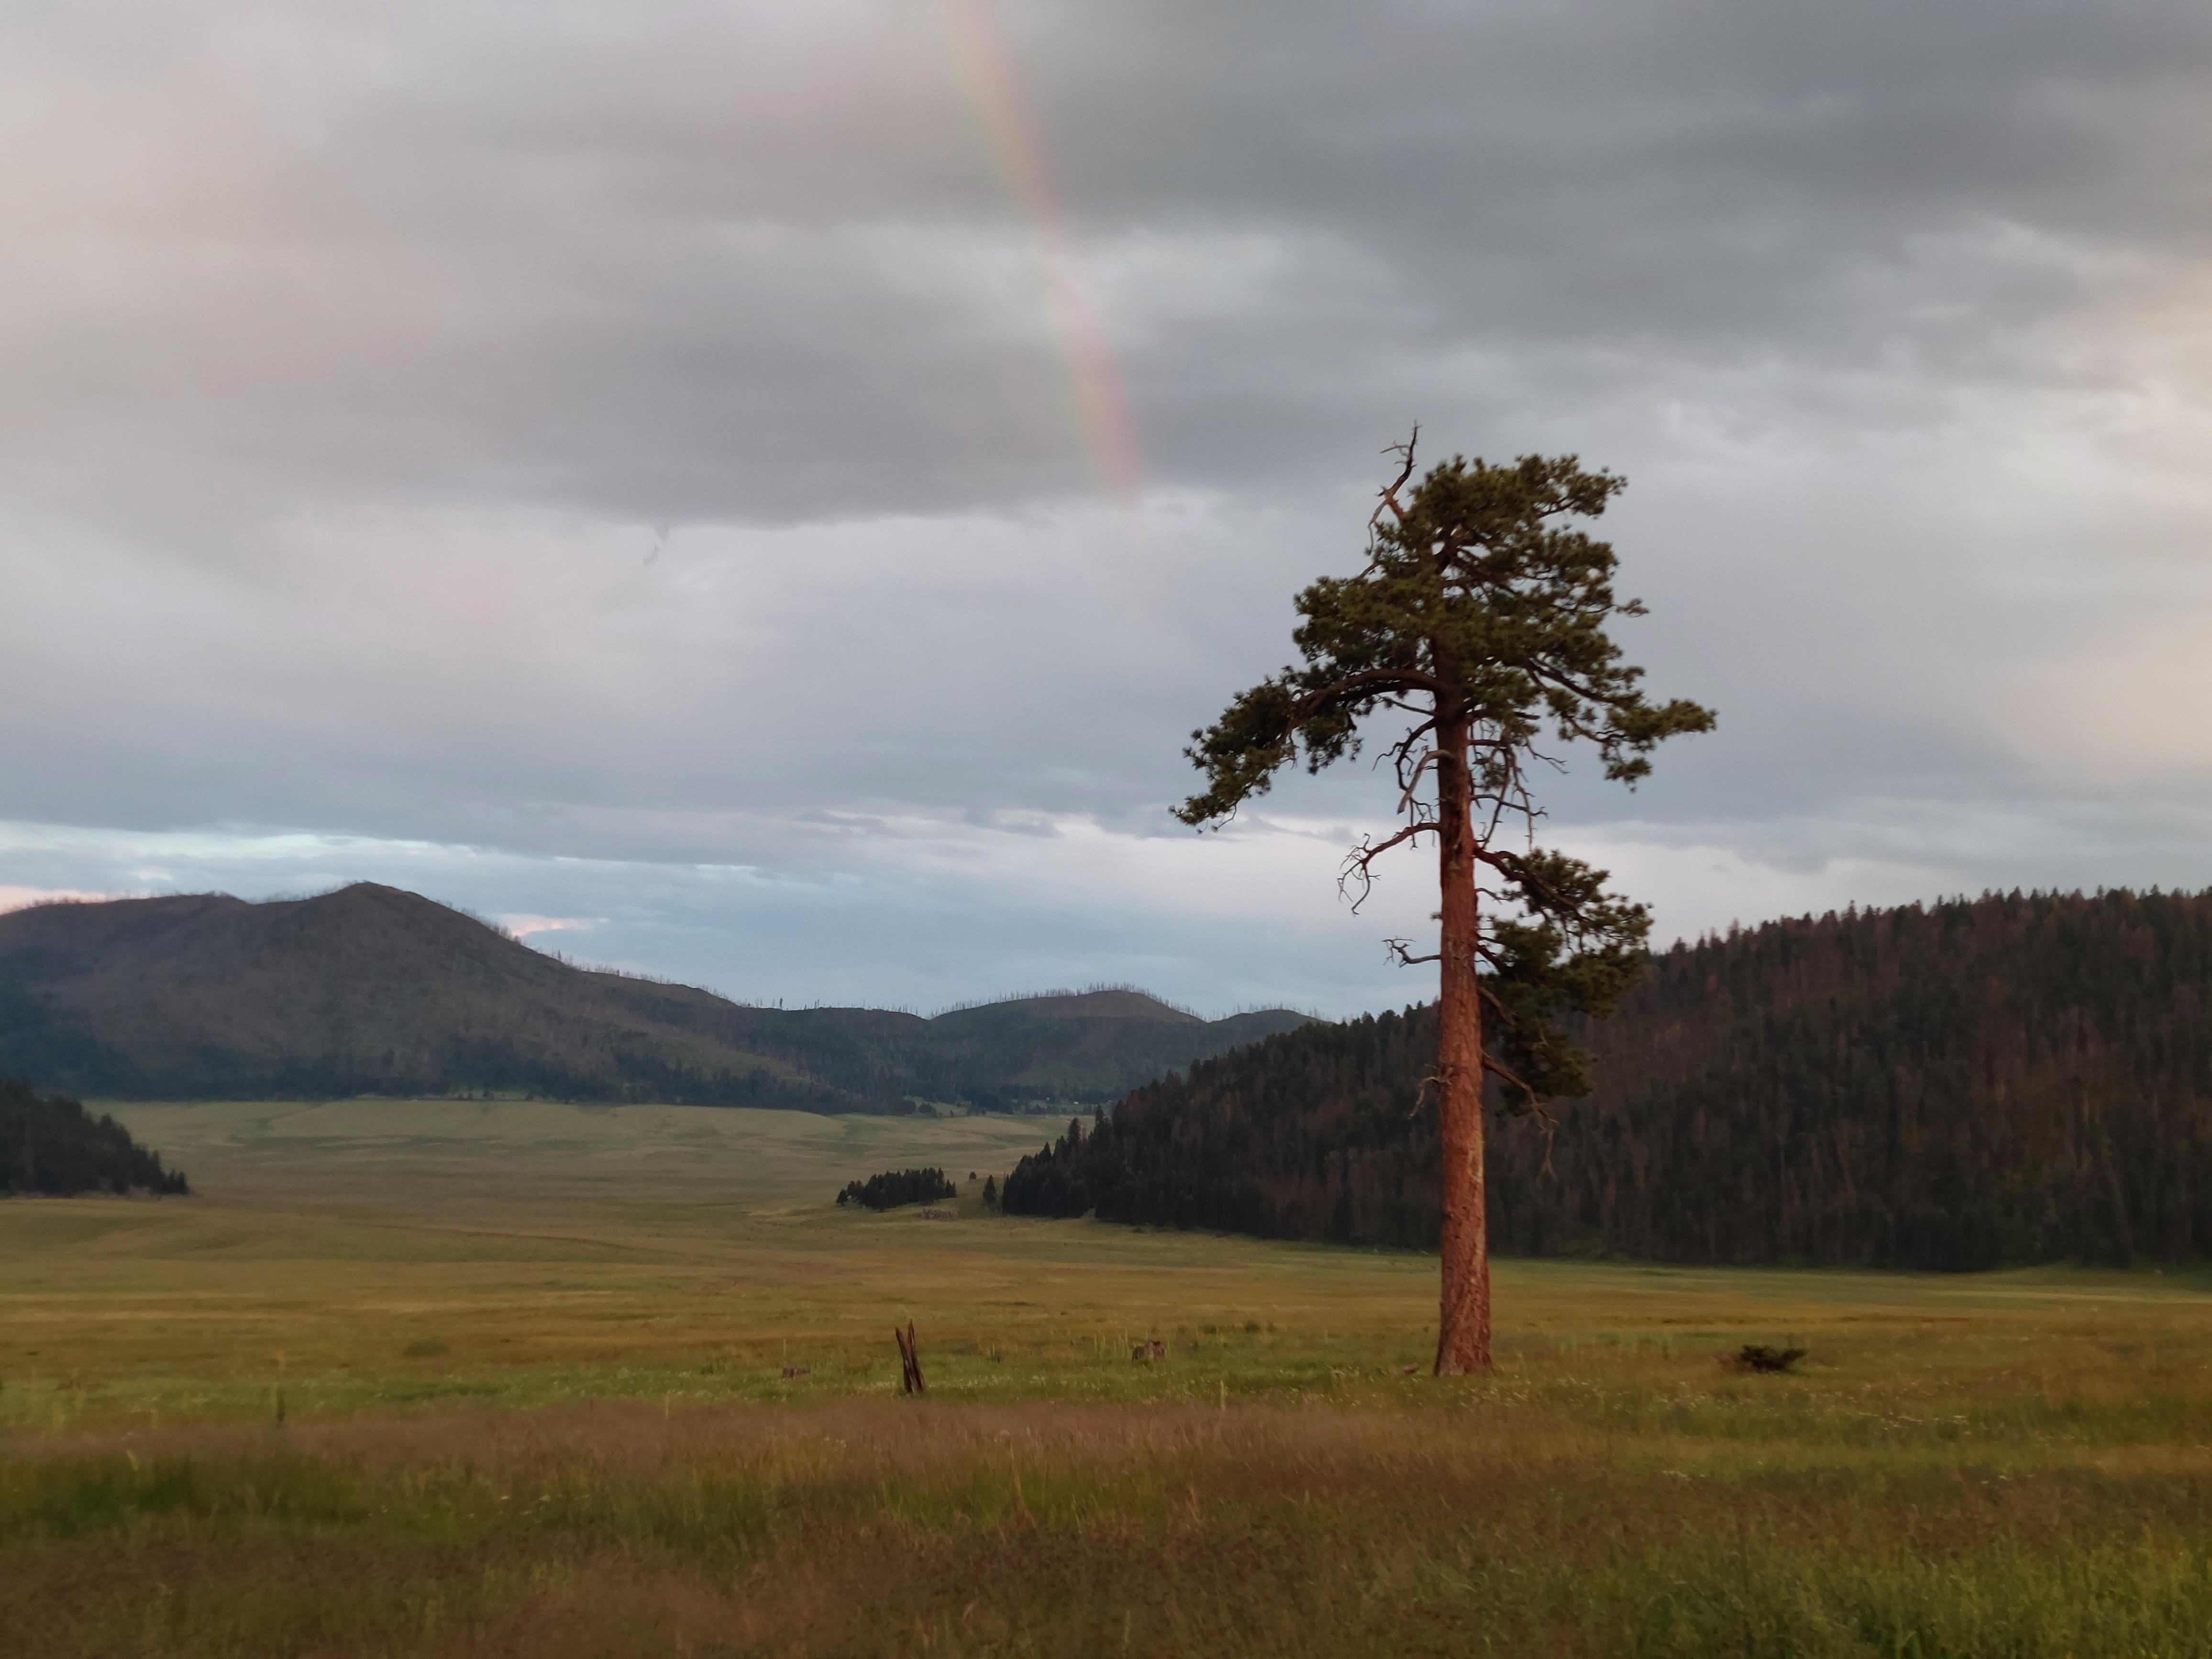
<box><xmin>7</xmin><ymin>1100</ymin><xmax>2212</xmax><ymax>1656</ymax></box>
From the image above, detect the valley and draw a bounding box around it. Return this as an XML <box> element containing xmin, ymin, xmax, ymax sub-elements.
<box><xmin>8</xmin><ymin>1104</ymin><xmax>2212</xmax><ymax>1655</ymax></box>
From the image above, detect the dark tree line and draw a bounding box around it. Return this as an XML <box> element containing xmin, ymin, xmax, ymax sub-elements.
<box><xmin>836</xmin><ymin>1167</ymin><xmax>957</xmax><ymax>1211</ymax></box>
<box><xmin>1</xmin><ymin>1077</ymin><xmax>188</xmax><ymax>1196</ymax></box>
<box><xmin>1003</xmin><ymin>889</ymin><xmax>2212</xmax><ymax>1269</ymax></box>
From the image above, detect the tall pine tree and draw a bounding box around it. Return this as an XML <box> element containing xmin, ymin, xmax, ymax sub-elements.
<box><xmin>1176</xmin><ymin>436</ymin><xmax>1712</xmax><ymax>1371</ymax></box>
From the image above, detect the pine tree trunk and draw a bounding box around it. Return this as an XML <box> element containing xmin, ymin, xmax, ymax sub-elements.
<box><xmin>1434</xmin><ymin>724</ymin><xmax>1491</xmax><ymax>1374</ymax></box>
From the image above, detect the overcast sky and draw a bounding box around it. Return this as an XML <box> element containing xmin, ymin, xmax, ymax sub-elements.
<box><xmin>4</xmin><ymin>0</ymin><xmax>2210</xmax><ymax>1016</ymax></box>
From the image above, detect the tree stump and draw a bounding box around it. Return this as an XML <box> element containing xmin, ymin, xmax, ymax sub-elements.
<box><xmin>895</xmin><ymin>1321</ymin><xmax>927</xmax><ymax>1394</ymax></box>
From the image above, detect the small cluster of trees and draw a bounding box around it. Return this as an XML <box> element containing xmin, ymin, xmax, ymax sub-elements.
<box><xmin>1</xmin><ymin>1077</ymin><xmax>188</xmax><ymax>1196</ymax></box>
<box><xmin>835</xmin><ymin>1166</ymin><xmax>957</xmax><ymax>1211</ymax></box>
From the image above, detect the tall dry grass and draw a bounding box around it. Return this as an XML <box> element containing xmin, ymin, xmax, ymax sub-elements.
<box><xmin>9</xmin><ymin>1389</ymin><xmax>2212</xmax><ymax>1657</ymax></box>
<box><xmin>12</xmin><ymin>1114</ymin><xmax>2212</xmax><ymax>1653</ymax></box>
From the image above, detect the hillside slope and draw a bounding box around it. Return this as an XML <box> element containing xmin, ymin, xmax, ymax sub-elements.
<box><xmin>0</xmin><ymin>885</ymin><xmax>1308</xmax><ymax>1108</ymax></box>
<box><xmin>1004</xmin><ymin>889</ymin><xmax>2212</xmax><ymax>1268</ymax></box>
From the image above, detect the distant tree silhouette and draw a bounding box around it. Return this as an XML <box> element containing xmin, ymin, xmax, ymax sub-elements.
<box><xmin>836</xmin><ymin>1167</ymin><xmax>957</xmax><ymax>1211</ymax></box>
<box><xmin>0</xmin><ymin>1077</ymin><xmax>188</xmax><ymax>1196</ymax></box>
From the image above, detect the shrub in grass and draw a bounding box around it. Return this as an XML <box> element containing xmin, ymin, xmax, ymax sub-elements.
<box><xmin>1731</xmin><ymin>1344</ymin><xmax>1808</xmax><ymax>1373</ymax></box>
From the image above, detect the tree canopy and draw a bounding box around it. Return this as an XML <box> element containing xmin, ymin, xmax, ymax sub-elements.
<box><xmin>1178</xmin><ymin>442</ymin><xmax>1712</xmax><ymax>1107</ymax></box>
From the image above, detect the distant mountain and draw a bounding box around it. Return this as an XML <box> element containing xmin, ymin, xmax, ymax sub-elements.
<box><xmin>1003</xmin><ymin>888</ymin><xmax>2212</xmax><ymax>1270</ymax></box>
<box><xmin>0</xmin><ymin>884</ymin><xmax>1311</xmax><ymax>1110</ymax></box>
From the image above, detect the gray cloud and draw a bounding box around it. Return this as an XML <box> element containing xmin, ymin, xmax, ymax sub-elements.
<box><xmin>2</xmin><ymin>0</ymin><xmax>2209</xmax><ymax>1009</ymax></box>
<box><xmin>11</xmin><ymin>0</ymin><xmax>2207</xmax><ymax>520</ymax></box>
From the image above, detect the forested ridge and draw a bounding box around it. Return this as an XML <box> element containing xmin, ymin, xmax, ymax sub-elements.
<box><xmin>0</xmin><ymin>885</ymin><xmax>1305</xmax><ymax>1109</ymax></box>
<box><xmin>1003</xmin><ymin>889</ymin><xmax>2212</xmax><ymax>1268</ymax></box>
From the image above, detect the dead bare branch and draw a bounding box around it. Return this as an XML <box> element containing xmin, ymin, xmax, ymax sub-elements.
<box><xmin>1394</xmin><ymin>749</ymin><xmax>1441</xmax><ymax>816</ymax></box>
<box><xmin>1341</xmin><ymin>821</ymin><xmax>1441</xmax><ymax>911</ymax></box>
<box><xmin>1369</xmin><ymin>426</ymin><xmax>1420</xmax><ymax>533</ymax></box>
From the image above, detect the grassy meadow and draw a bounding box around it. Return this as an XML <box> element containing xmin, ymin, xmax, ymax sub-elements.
<box><xmin>5</xmin><ymin>1100</ymin><xmax>2212</xmax><ymax>1655</ymax></box>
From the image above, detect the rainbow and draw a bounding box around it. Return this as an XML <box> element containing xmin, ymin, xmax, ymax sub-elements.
<box><xmin>940</xmin><ymin>0</ymin><xmax>1142</xmax><ymax>502</ymax></box>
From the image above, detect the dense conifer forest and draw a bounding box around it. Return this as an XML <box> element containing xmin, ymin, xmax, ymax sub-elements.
<box><xmin>1002</xmin><ymin>889</ymin><xmax>2212</xmax><ymax>1269</ymax></box>
<box><xmin>0</xmin><ymin>1077</ymin><xmax>189</xmax><ymax>1196</ymax></box>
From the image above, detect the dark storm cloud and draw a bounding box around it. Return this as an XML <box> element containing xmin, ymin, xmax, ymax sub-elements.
<box><xmin>2</xmin><ymin>0</ymin><xmax>2209</xmax><ymax>1006</ymax></box>
<box><xmin>9</xmin><ymin>0</ymin><xmax>2207</xmax><ymax>524</ymax></box>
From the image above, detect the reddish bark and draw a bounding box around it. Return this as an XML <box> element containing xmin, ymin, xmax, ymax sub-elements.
<box><xmin>1433</xmin><ymin>721</ymin><xmax>1490</xmax><ymax>1375</ymax></box>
